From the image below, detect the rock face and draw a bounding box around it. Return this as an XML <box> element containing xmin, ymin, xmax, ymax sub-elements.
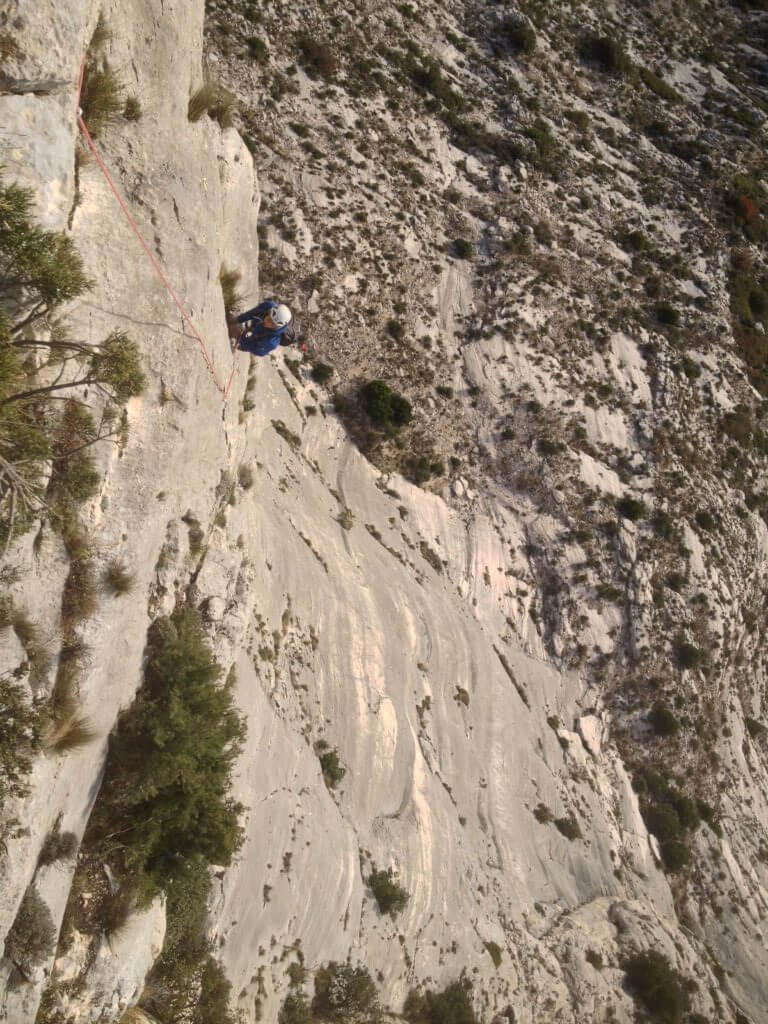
<box><xmin>2</xmin><ymin>2</ymin><xmax>768</xmax><ymax>1024</ymax></box>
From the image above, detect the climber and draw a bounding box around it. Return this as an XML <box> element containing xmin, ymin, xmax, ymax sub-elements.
<box><xmin>228</xmin><ymin>299</ymin><xmax>298</xmax><ymax>356</ymax></box>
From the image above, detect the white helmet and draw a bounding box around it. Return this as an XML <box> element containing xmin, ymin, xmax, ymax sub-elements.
<box><xmin>269</xmin><ymin>303</ymin><xmax>292</xmax><ymax>328</ymax></box>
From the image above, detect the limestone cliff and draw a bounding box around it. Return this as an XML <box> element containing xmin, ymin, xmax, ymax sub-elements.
<box><xmin>2</xmin><ymin>2</ymin><xmax>768</xmax><ymax>1024</ymax></box>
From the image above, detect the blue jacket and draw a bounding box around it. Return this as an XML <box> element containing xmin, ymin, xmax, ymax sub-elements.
<box><xmin>237</xmin><ymin>301</ymin><xmax>291</xmax><ymax>356</ymax></box>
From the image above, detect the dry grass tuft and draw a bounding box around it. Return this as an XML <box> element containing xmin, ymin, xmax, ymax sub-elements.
<box><xmin>44</xmin><ymin>714</ymin><xmax>97</xmax><ymax>754</ymax></box>
<box><xmin>52</xmin><ymin>638</ymin><xmax>89</xmax><ymax>720</ymax></box>
<box><xmin>219</xmin><ymin>265</ymin><xmax>243</xmax><ymax>319</ymax></box>
<box><xmin>238</xmin><ymin>463</ymin><xmax>254</xmax><ymax>490</ymax></box>
<box><xmin>80</xmin><ymin>60</ymin><xmax>123</xmax><ymax>140</ymax></box>
<box><xmin>90</xmin><ymin>12</ymin><xmax>112</xmax><ymax>50</ymax></box>
<box><xmin>61</xmin><ymin>558</ymin><xmax>98</xmax><ymax>627</ymax></box>
<box><xmin>104</xmin><ymin>558</ymin><xmax>135</xmax><ymax>596</ymax></box>
<box><xmin>188</xmin><ymin>80</ymin><xmax>236</xmax><ymax>128</ymax></box>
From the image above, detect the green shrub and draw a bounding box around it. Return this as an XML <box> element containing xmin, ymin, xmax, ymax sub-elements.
<box><xmin>579</xmin><ymin>34</ymin><xmax>630</xmax><ymax>76</ymax></box>
<box><xmin>316</xmin><ymin>741</ymin><xmax>345</xmax><ymax>789</ymax></box>
<box><xmin>0</xmin><ymin>175</ymin><xmax>91</xmax><ymax>325</ymax></box>
<box><xmin>694</xmin><ymin>509</ymin><xmax>716</xmax><ymax>532</ymax></box>
<box><xmin>0</xmin><ymin>675</ymin><xmax>43</xmax><ymax>802</ymax></box>
<box><xmin>61</xmin><ymin>554</ymin><xmax>98</xmax><ymax>626</ymax></box>
<box><xmin>633</xmin><ymin>766</ymin><xmax>699</xmax><ymax>873</ymax></box>
<box><xmin>407</xmin><ymin>455</ymin><xmax>443</xmax><ymax>486</ymax></box>
<box><xmin>368</xmin><ymin>868</ymin><xmax>409</xmax><ymax>917</ymax></box>
<box><xmin>360</xmin><ymin>380</ymin><xmax>412</xmax><ymax>429</ymax></box>
<box><xmin>389</xmin><ymin>393</ymin><xmax>413</xmax><ymax>426</ymax></box>
<box><xmin>410</xmin><ymin>59</ymin><xmax>463</xmax><ymax>112</ymax></box>
<box><xmin>312</xmin><ymin>962</ymin><xmax>381</xmax><ymax>1022</ymax></box>
<box><xmin>238</xmin><ymin>463</ymin><xmax>254</xmax><ymax>489</ymax></box>
<box><xmin>404</xmin><ymin>978</ymin><xmax>478</xmax><ymax>1024</ymax></box>
<box><xmin>38</xmin><ymin>816</ymin><xmax>78</xmax><ymax>866</ymax></box>
<box><xmin>247</xmin><ymin>35</ymin><xmax>268</xmax><ymax>59</ymax></box>
<box><xmin>85</xmin><ymin>608</ymin><xmax>246</xmax><ymax>901</ymax></box>
<box><xmin>554</xmin><ymin>815</ymin><xmax>582</xmax><ymax>841</ymax></box>
<box><xmin>675</xmin><ymin>639</ymin><xmax>702</xmax><ymax>669</ymax></box>
<box><xmin>534</xmin><ymin>802</ymin><xmax>553</xmax><ymax>824</ymax></box>
<box><xmin>386</xmin><ymin>319</ymin><xmax>405</xmax><ymax>341</ymax></box>
<box><xmin>638</xmin><ymin>66</ymin><xmax>681</xmax><ymax>103</ymax></box>
<box><xmin>453</xmin><ymin>238</ymin><xmax>474</xmax><ymax>260</ymax></box>
<box><xmin>361</xmin><ymin>380</ymin><xmax>392</xmax><ymax>424</ymax></box>
<box><xmin>501</xmin><ymin>17</ymin><xmax>536</xmax><ymax>54</ymax></box>
<box><xmin>4</xmin><ymin>883</ymin><xmax>57</xmax><ymax>968</ymax></box>
<box><xmin>484</xmin><ymin>940</ymin><xmax>502</xmax><ymax>968</ymax></box>
<box><xmin>655</xmin><ymin>302</ymin><xmax>680</xmax><ymax>326</ymax></box>
<box><xmin>80</xmin><ymin>60</ymin><xmax>123</xmax><ymax>139</ymax></box>
<box><xmin>623</xmin><ymin>950</ymin><xmax>687</xmax><ymax>1024</ymax></box>
<box><xmin>586</xmin><ymin>949</ymin><xmax>604</xmax><ymax>970</ymax></box>
<box><xmin>746</xmin><ymin>716</ymin><xmax>766</xmax><ymax>739</ymax></box>
<box><xmin>142</xmin><ymin>857</ymin><xmax>239</xmax><ymax>1024</ymax></box>
<box><xmin>280</xmin><ymin>992</ymin><xmax>313</xmax><ymax>1024</ymax></box>
<box><xmin>297</xmin><ymin>34</ymin><xmax>338</xmax><ymax>78</ymax></box>
<box><xmin>311</xmin><ymin>362</ymin><xmax>333</xmax><ymax>384</ymax></box>
<box><xmin>649</xmin><ymin>703</ymin><xmax>680</xmax><ymax>737</ymax></box>
<box><xmin>617</xmin><ymin>496</ymin><xmax>647</xmax><ymax>521</ymax></box>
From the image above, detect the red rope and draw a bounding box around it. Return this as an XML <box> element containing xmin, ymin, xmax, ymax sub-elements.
<box><xmin>75</xmin><ymin>62</ymin><xmax>238</xmax><ymax>403</ymax></box>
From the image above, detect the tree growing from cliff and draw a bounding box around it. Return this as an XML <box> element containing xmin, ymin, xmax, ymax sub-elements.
<box><xmin>0</xmin><ymin>174</ymin><xmax>145</xmax><ymax>551</ymax></box>
<box><xmin>85</xmin><ymin>608</ymin><xmax>246</xmax><ymax>901</ymax></box>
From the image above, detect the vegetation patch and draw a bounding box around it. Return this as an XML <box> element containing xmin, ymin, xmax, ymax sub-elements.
<box><xmin>0</xmin><ymin>672</ymin><xmax>44</xmax><ymax>804</ymax></box>
<box><xmin>38</xmin><ymin>816</ymin><xmax>78</xmax><ymax>867</ymax></box>
<box><xmin>312</xmin><ymin>962</ymin><xmax>381</xmax><ymax>1022</ymax></box>
<box><xmin>141</xmin><ymin>857</ymin><xmax>238</xmax><ymax>1024</ymax></box>
<box><xmin>315</xmin><ymin>739</ymin><xmax>345</xmax><ymax>790</ymax></box>
<box><xmin>297</xmin><ymin>34</ymin><xmax>338</xmax><ymax>79</ymax></box>
<box><xmin>579</xmin><ymin>34</ymin><xmax>630</xmax><ymax>76</ymax></box>
<box><xmin>83</xmin><ymin>608</ymin><xmax>246</xmax><ymax>907</ymax></box>
<box><xmin>633</xmin><ymin>765</ymin><xmax>700</xmax><ymax>872</ymax></box>
<box><xmin>648</xmin><ymin>702</ymin><xmax>680</xmax><ymax>737</ymax></box>
<box><xmin>3</xmin><ymin>882</ymin><xmax>57</xmax><ymax>971</ymax></box>
<box><xmin>623</xmin><ymin>950</ymin><xmax>688</xmax><ymax>1024</ymax></box>
<box><xmin>368</xmin><ymin>867</ymin><xmax>409</xmax><ymax>917</ymax></box>
<box><xmin>188</xmin><ymin>80</ymin><xmax>236</xmax><ymax>128</ymax></box>
<box><xmin>554</xmin><ymin>815</ymin><xmax>582</xmax><ymax>841</ymax></box>
<box><xmin>404</xmin><ymin>978</ymin><xmax>478</xmax><ymax>1024</ymax></box>
<box><xmin>360</xmin><ymin>380</ymin><xmax>412</xmax><ymax>429</ymax></box>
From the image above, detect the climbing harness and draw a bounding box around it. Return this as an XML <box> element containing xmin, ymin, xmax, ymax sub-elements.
<box><xmin>75</xmin><ymin>59</ymin><xmax>238</xmax><ymax>403</ymax></box>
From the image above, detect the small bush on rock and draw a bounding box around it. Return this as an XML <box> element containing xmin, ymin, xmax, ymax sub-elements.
<box><xmin>623</xmin><ymin>950</ymin><xmax>687</xmax><ymax>1024</ymax></box>
<box><xmin>4</xmin><ymin>883</ymin><xmax>57</xmax><ymax>969</ymax></box>
<box><xmin>80</xmin><ymin>60</ymin><xmax>123</xmax><ymax>139</ymax></box>
<box><xmin>453</xmin><ymin>238</ymin><xmax>474</xmax><ymax>260</ymax></box>
<box><xmin>312</xmin><ymin>962</ymin><xmax>381</xmax><ymax>1022</ymax></box>
<box><xmin>0</xmin><ymin>675</ymin><xmax>43</xmax><ymax>802</ymax></box>
<box><xmin>616</xmin><ymin>496</ymin><xmax>647</xmax><ymax>521</ymax></box>
<box><xmin>649</xmin><ymin>703</ymin><xmax>680</xmax><ymax>737</ymax></box>
<box><xmin>404</xmin><ymin>978</ymin><xmax>478</xmax><ymax>1024</ymax></box>
<box><xmin>368</xmin><ymin>868</ymin><xmax>409</xmax><ymax>917</ymax></box>
<box><xmin>38</xmin><ymin>817</ymin><xmax>78</xmax><ymax>866</ymax></box>
<box><xmin>297</xmin><ymin>34</ymin><xmax>337</xmax><ymax>78</ymax></box>
<box><xmin>315</xmin><ymin>740</ymin><xmax>346</xmax><ymax>790</ymax></box>
<box><xmin>360</xmin><ymin>380</ymin><xmax>412</xmax><ymax>429</ymax></box>
<box><xmin>579</xmin><ymin>34</ymin><xmax>630</xmax><ymax>76</ymax></box>
<box><xmin>501</xmin><ymin>17</ymin><xmax>536</xmax><ymax>54</ymax></box>
<box><xmin>85</xmin><ymin>608</ymin><xmax>246</xmax><ymax>901</ymax></box>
